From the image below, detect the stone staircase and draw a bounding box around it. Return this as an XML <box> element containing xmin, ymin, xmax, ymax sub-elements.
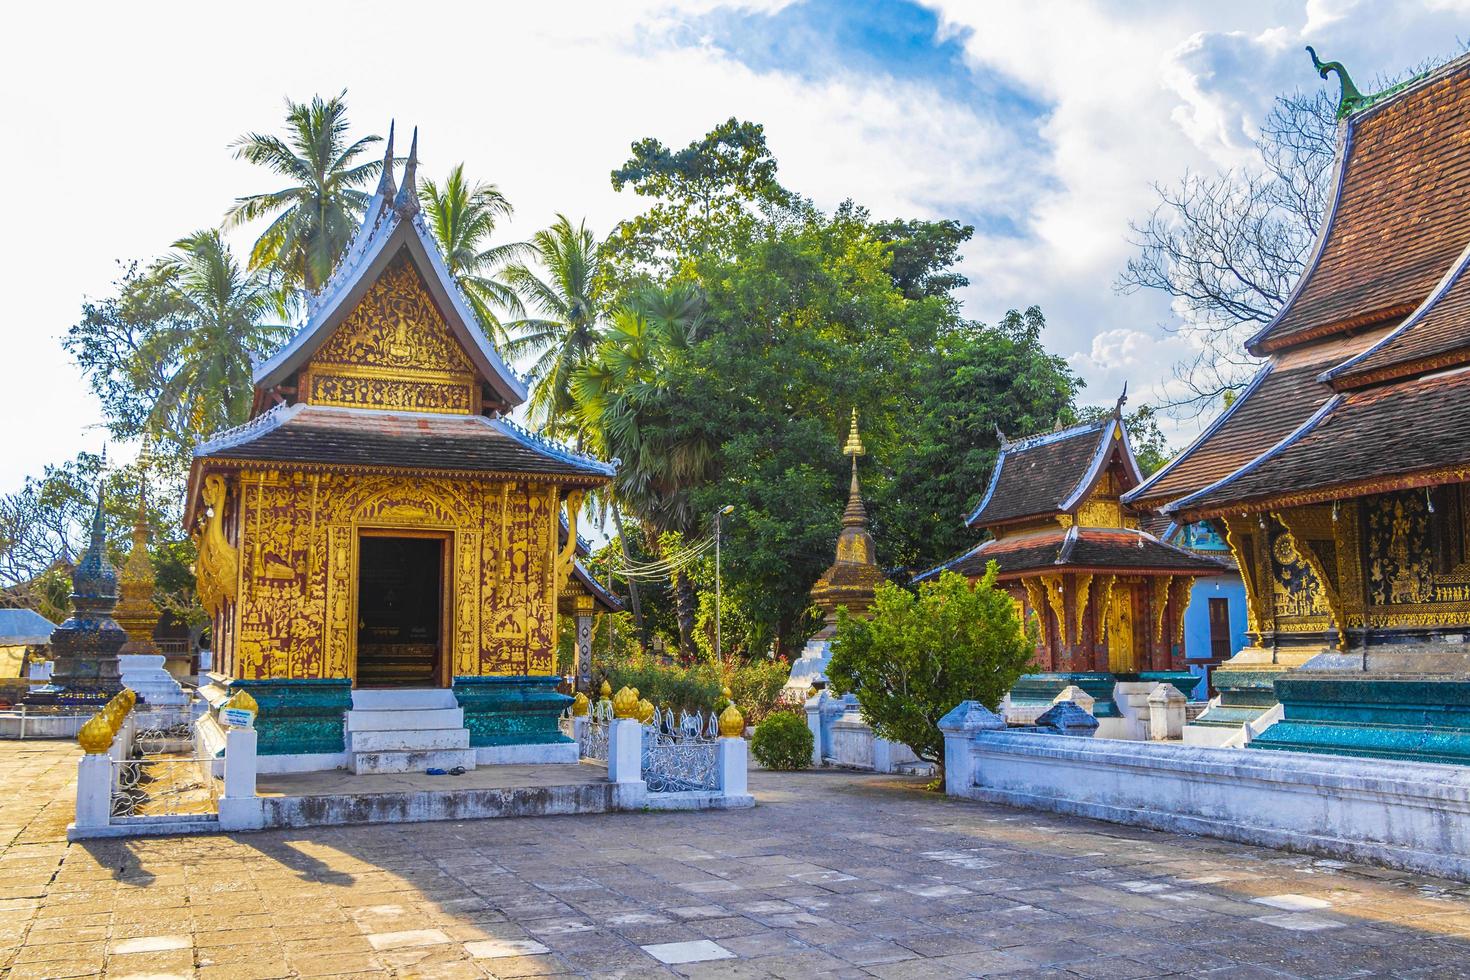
<box><xmin>346</xmin><ymin>689</ymin><xmax>477</xmax><ymax>775</ymax></box>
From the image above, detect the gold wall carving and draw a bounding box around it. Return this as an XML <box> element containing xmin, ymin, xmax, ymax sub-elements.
<box><xmin>195</xmin><ymin>474</ymin><xmax>239</xmax><ymax>619</ymax></box>
<box><xmin>1022</xmin><ymin>578</ymin><xmax>1047</xmax><ymax>646</ymax></box>
<box><xmin>1276</xmin><ymin>506</ymin><xmax>1347</xmax><ymax>646</ymax></box>
<box><xmin>1150</xmin><ymin>576</ymin><xmax>1169</xmax><ymax>642</ymax></box>
<box><xmin>1041</xmin><ymin>574</ymin><xmax>1068</xmax><ymax>647</ymax></box>
<box><xmin>1092</xmin><ymin>574</ymin><xmax>1115</xmax><ymax>646</ymax></box>
<box><xmin>219</xmin><ymin>469</ymin><xmax>564</xmax><ymax>681</ymax></box>
<box><xmin>1169</xmin><ymin>576</ymin><xmax>1194</xmax><ymax>648</ymax></box>
<box><xmin>1222</xmin><ymin>516</ymin><xmax>1267</xmax><ymax>641</ymax></box>
<box><xmin>1073</xmin><ymin>573</ymin><xmax>1093</xmax><ymax>645</ymax></box>
<box><xmin>303</xmin><ymin>253</ymin><xmax>476</xmax><ymax>414</ymax></box>
<box><xmin>1359</xmin><ymin>487</ymin><xmax>1470</xmax><ymax>629</ymax></box>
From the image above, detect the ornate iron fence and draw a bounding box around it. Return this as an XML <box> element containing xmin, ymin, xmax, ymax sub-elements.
<box><xmin>110</xmin><ymin>727</ymin><xmax>219</xmax><ymax>818</ymax></box>
<box><xmin>642</xmin><ymin>707</ymin><xmax>719</xmax><ymax>793</ymax></box>
<box><xmin>580</xmin><ymin>699</ymin><xmax>612</xmax><ymax>762</ymax></box>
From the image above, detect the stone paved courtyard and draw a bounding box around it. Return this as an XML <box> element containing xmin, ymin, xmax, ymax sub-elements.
<box><xmin>5</xmin><ymin>741</ymin><xmax>1470</xmax><ymax>978</ymax></box>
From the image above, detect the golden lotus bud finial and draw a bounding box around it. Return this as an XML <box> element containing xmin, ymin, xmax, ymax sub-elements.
<box><xmin>806</xmin><ymin>685</ymin><xmax>818</xmax><ymax>700</ymax></box>
<box><xmin>78</xmin><ymin>714</ymin><xmax>114</xmax><ymax>754</ymax></box>
<box><xmin>600</xmin><ymin>679</ymin><xmax>612</xmax><ymax>699</ymax></box>
<box><xmin>572</xmin><ymin>692</ymin><xmax>589</xmax><ymax>717</ymax></box>
<box><xmin>612</xmin><ymin>686</ymin><xmax>640</xmax><ymax>719</ymax></box>
<box><xmin>718</xmin><ymin>701</ymin><xmax>746</xmax><ymax>738</ymax></box>
<box><xmin>636</xmin><ymin>698</ymin><xmax>655</xmax><ymax>724</ymax></box>
<box><xmin>721</xmin><ymin>686</ymin><xmax>733</xmax><ymax>701</ymax></box>
<box><xmin>226</xmin><ymin>690</ymin><xmax>259</xmax><ymax>714</ymax></box>
<box><xmin>843</xmin><ymin>408</ymin><xmax>865</xmax><ymax>458</ymax></box>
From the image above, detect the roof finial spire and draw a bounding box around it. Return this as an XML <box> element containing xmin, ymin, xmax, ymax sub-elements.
<box><xmin>1113</xmin><ymin>381</ymin><xmax>1128</xmax><ymax>419</ymax></box>
<box><xmin>394</xmin><ymin>126</ymin><xmax>419</xmax><ymax>217</ymax></box>
<box><xmin>841</xmin><ymin>409</ymin><xmax>868</xmax><ymax>528</ymax></box>
<box><xmin>842</xmin><ymin>408</ymin><xmax>865</xmax><ymax>459</ymax></box>
<box><xmin>994</xmin><ymin>423</ymin><xmax>1008</xmax><ymax>448</ymax></box>
<box><xmin>374</xmin><ymin>121</ymin><xmax>397</xmax><ymax>201</ymax></box>
<box><xmin>1307</xmin><ymin>46</ymin><xmax>1366</xmax><ymax>118</ymax></box>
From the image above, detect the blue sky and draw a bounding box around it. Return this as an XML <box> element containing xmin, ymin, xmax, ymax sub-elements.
<box><xmin>2</xmin><ymin>0</ymin><xmax>1468</xmax><ymax>493</ymax></box>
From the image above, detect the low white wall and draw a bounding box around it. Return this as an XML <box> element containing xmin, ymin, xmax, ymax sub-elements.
<box><xmin>947</xmin><ymin>726</ymin><xmax>1470</xmax><ymax>880</ymax></box>
<box><xmin>829</xmin><ymin>715</ymin><xmax>921</xmax><ymax>773</ymax></box>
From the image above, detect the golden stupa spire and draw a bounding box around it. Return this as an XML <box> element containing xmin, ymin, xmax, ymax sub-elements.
<box><xmin>115</xmin><ymin>447</ymin><xmax>161</xmax><ymax>655</ymax></box>
<box><xmin>841</xmin><ymin>409</ymin><xmax>867</xmax><ymax>527</ymax></box>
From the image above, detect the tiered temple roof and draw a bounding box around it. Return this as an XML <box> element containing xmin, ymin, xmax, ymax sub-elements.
<box><xmin>1129</xmin><ymin>52</ymin><xmax>1470</xmax><ymax>520</ymax></box>
<box><xmin>922</xmin><ymin>405</ymin><xmax>1225</xmax><ymax>582</ymax></box>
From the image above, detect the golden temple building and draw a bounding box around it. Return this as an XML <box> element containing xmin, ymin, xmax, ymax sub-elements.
<box><xmin>185</xmin><ymin>128</ymin><xmax>614</xmax><ymax>767</ymax></box>
<box><xmin>1126</xmin><ymin>52</ymin><xmax>1470</xmax><ymax>761</ymax></box>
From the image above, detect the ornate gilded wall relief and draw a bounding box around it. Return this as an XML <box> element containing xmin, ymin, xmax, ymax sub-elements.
<box><xmin>302</xmin><ymin>253</ymin><xmax>477</xmax><ymax>414</ymax></box>
<box><xmin>1362</xmin><ymin>487</ymin><xmax>1470</xmax><ymax>627</ymax></box>
<box><xmin>1269</xmin><ymin>521</ymin><xmax>1331</xmax><ymax>634</ymax></box>
<box><xmin>228</xmin><ymin>469</ymin><xmax>562</xmax><ymax>682</ymax></box>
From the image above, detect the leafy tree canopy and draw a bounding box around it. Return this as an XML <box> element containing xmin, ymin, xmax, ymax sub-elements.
<box><xmin>827</xmin><ymin>566</ymin><xmax>1037</xmax><ymax>770</ymax></box>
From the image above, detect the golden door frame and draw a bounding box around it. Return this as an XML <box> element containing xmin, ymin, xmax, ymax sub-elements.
<box><xmin>352</xmin><ymin>525</ymin><xmax>455</xmax><ymax>688</ymax></box>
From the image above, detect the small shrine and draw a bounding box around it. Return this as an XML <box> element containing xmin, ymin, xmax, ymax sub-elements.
<box><xmin>1126</xmin><ymin>51</ymin><xmax>1470</xmax><ymax>762</ymax></box>
<box><xmin>919</xmin><ymin>397</ymin><xmax>1226</xmax><ymax>724</ymax></box>
<box><xmin>184</xmin><ymin>127</ymin><xmax>615</xmax><ymax>771</ymax></box>
<box><xmin>27</xmin><ymin>489</ymin><xmax>125</xmax><ymax>705</ymax></box>
<box><xmin>786</xmin><ymin>410</ymin><xmax>886</xmax><ymax>691</ymax></box>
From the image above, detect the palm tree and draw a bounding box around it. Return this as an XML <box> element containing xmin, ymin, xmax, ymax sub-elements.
<box><xmin>419</xmin><ymin>164</ymin><xmax>529</xmax><ymax>344</ymax></box>
<box><xmin>572</xmin><ymin>285</ymin><xmax>713</xmax><ymax>653</ymax></box>
<box><xmin>226</xmin><ymin>91</ymin><xmax>383</xmax><ymax>296</ymax></box>
<box><xmin>135</xmin><ymin>230</ymin><xmax>286</xmax><ymax>445</ymax></box>
<box><xmin>503</xmin><ymin>215</ymin><xmax>605</xmax><ymax>435</ymax></box>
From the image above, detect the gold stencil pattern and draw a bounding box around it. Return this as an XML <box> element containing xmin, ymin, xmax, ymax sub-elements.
<box><xmin>227</xmin><ymin>470</ymin><xmax>563</xmax><ymax>681</ymax></box>
<box><xmin>303</xmin><ymin>253</ymin><xmax>476</xmax><ymax>414</ymax></box>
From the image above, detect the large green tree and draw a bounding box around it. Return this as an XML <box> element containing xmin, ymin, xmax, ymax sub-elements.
<box><xmin>227</xmin><ymin>91</ymin><xmax>383</xmax><ymax>295</ymax></box>
<box><xmin>419</xmin><ymin>164</ymin><xmax>528</xmax><ymax>343</ymax></box>
<box><xmin>66</xmin><ymin>231</ymin><xmax>286</xmax><ymax>462</ymax></box>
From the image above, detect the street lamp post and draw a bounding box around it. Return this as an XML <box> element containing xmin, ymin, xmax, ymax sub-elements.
<box><xmin>714</xmin><ymin>504</ymin><xmax>734</xmax><ymax>663</ymax></box>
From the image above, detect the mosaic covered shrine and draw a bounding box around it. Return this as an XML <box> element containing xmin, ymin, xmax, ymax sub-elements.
<box><xmin>27</xmin><ymin>490</ymin><xmax>125</xmax><ymax>705</ymax></box>
<box><xmin>184</xmin><ymin>130</ymin><xmax>614</xmax><ymax>757</ymax></box>
<box><xmin>1126</xmin><ymin>52</ymin><xmax>1470</xmax><ymax>762</ymax></box>
<box><xmin>787</xmin><ymin>410</ymin><xmax>887</xmax><ymax>691</ymax></box>
<box><xmin>919</xmin><ymin>402</ymin><xmax>1226</xmax><ymax>717</ymax></box>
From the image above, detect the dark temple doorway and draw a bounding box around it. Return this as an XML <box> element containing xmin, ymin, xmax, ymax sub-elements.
<box><xmin>356</xmin><ymin>535</ymin><xmax>445</xmax><ymax>687</ymax></box>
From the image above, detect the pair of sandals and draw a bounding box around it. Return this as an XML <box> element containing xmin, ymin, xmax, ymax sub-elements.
<box><xmin>425</xmin><ymin>766</ymin><xmax>466</xmax><ymax>776</ymax></box>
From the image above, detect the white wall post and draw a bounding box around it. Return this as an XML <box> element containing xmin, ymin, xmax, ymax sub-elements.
<box><xmin>572</xmin><ymin>714</ymin><xmax>587</xmax><ymax>747</ymax></box>
<box><xmin>1147</xmin><ymin>684</ymin><xmax>1187</xmax><ymax>741</ymax></box>
<box><xmin>938</xmin><ymin>701</ymin><xmax>1006</xmax><ymax>797</ymax></box>
<box><xmin>607</xmin><ymin>718</ymin><xmax>644</xmax><ymax>785</ymax></box>
<box><xmin>218</xmin><ymin>726</ymin><xmax>264</xmax><ymax>831</ymax></box>
<box><xmin>223</xmin><ymin>726</ymin><xmax>258</xmax><ymax>799</ymax></box>
<box><xmin>717</xmin><ymin>736</ymin><xmax>748</xmax><ymax>798</ymax></box>
<box><xmin>73</xmin><ymin>753</ymin><xmax>112</xmax><ymax>831</ymax></box>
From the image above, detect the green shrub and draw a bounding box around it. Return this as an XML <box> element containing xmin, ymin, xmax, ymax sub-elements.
<box><xmin>604</xmin><ymin>658</ymin><xmax>722</xmax><ymax>714</ymax></box>
<box><xmin>725</xmin><ymin>660</ymin><xmax>791</xmax><ymax>724</ymax></box>
<box><xmin>828</xmin><ymin>565</ymin><xmax>1036</xmax><ymax>774</ymax></box>
<box><xmin>751</xmin><ymin>712</ymin><xmax>813</xmax><ymax>770</ymax></box>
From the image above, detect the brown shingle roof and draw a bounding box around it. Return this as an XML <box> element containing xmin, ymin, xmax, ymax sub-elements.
<box><xmin>1170</xmin><ymin>368</ymin><xmax>1470</xmax><ymax>515</ymax></box>
<box><xmin>967</xmin><ymin>421</ymin><xmax>1111</xmax><ymax>528</ymax></box>
<box><xmin>1325</xmin><ymin>247</ymin><xmax>1470</xmax><ymax>389</ymax></box>
<box><xmin>194</xmin><ymin>404</ymin><xmax>613</xmax><ymax>481</ymax></box>
<box><xmin>1249</xmin><ymin>57</ymin><xmax>1470</xmax><ymax>354</ymax></box>
<box><xmin>917</xmin><ymin>527</ymin><xmax>1227</xmax><ymax>581</ymax></box>
<box><xmin>1126</xmin><ymin>358</ymin><xmax>1338</xmax><ymax>508</ymax></box>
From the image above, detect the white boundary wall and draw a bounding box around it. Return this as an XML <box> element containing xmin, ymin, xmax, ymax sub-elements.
<box><xmin>941</xmin><ymin>701</ymin><xmax>1470</xmax><ymax>881</ymax></box>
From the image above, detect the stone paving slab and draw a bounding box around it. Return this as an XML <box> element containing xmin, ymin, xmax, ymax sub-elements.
<box><xmin>7</xmin><ymin>741</ymin><xmax>1470</xmax><ymax>977</ymax></box>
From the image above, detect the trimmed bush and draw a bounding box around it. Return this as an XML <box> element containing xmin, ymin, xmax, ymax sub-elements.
<box><xmin>751</xmin><ymin>712</ymin><xmax>813</xmax><ymax>771</ymax></box>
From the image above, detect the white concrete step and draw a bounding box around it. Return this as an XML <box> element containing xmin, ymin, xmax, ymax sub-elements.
<box><xmin>350</xmin><ymin>688</ymin><xmax>458</xmax><ymax>710</ymax></box>
<box><xmin>350</xmin><ymin>747</ymin><xmax>477</xmax><ymax>775</ymax></box>
<box><xmin>345</xmin><ymin>707</ymin><xmax>464</xmax><ymax>732</ymax></box>
<box><xmin>349</xmin><ymin>727</ymin><xmax>470</xmax><ymax>753</ymax></box>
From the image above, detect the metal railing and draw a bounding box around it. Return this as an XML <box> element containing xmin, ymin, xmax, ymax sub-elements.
<box><xmin>111</xmin><ymin>754</ymin><xmax>220</xmax><ymax>818</ymax></box>
<box><xmin>580</xmin><ymin>699</ymin><xmax>612</xmax><ymax>762</ymax></box>
<box><xmin>642</xmin><ymin>707</ymin><xmax>719</xmax><ymax>793</ymax></box>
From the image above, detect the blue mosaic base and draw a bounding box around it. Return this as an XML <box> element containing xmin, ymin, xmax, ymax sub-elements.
<box><xmin>227</xmin><ymin>678</ymin><xmax>352</xmax><ymax>756</ymax></box>
<box><xmin>1189</xmin><ymin>668</ymin><xmax>1284</xmax><ymax>729</ymax></box>
<box><xmin>1250</xmin><ymin>676</ymin><xmax>1470</xmax><ymax>765</ymax></box>
<box><xmin>452</xmin><ymin>675</ymin><xmax>573</xmax><ymax>747</ymax></box>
